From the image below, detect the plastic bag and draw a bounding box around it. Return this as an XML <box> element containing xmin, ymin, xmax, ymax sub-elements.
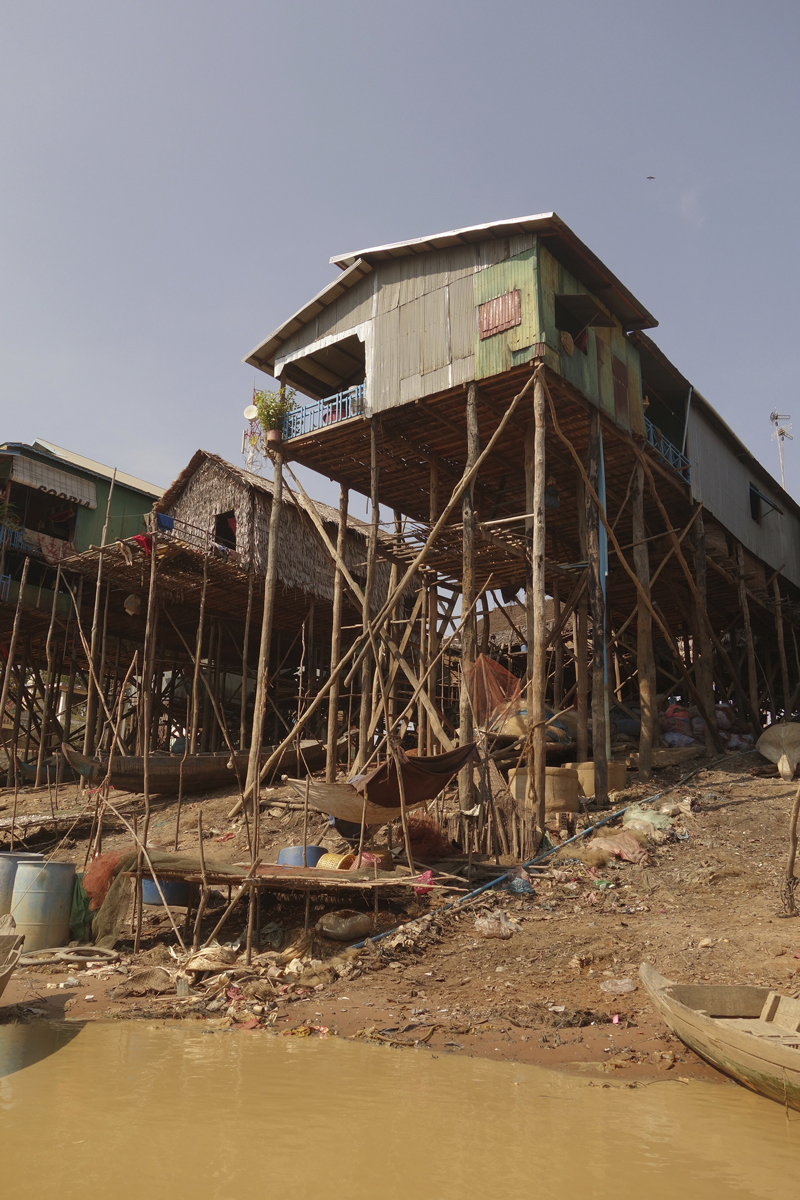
<box><xmin>475</xmin><ymin>910</ymin><xmax>517</xmax><ymax>939</ymax></box>
<box><xmin>623</xmin><ymin>805</ymin><xmax>672</xmax><ymax>831</ymax></box>
<box><xmin>600</xmin><ymin>977</ymin><xmax>636</xmax><ymax>995</ymax></box>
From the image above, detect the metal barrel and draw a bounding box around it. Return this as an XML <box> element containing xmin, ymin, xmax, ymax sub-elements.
<box><xmin>10</xmin><ymin>861</ymin><xmax>75</xmax><ymax>951</ymax></box>
<box><xmin>0</xmin><ymin>853</ymin><xmax>45</xmax><ymax>917</ymax></box>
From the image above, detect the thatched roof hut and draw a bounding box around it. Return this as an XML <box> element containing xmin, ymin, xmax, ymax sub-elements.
<box><xmin>155</xmin><ymin>450</ymin><xmax>391</xmax><ymax>610</ymax></box>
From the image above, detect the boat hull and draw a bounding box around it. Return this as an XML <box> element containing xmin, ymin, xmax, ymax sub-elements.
<box><xmin>639</xmin><ymin>963</ymin><xmax>800</xmax><ymax>1111</ymax></box>
<box><xmin>61</xmin><ymin>740</ymin><xmax>329</xmax><ymax>796</ymax></box>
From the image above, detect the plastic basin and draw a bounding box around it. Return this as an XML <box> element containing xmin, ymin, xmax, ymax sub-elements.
<box><xmin>142</xmin><ymin>878</ymin><xmax>199</xmax><ymax>908</ymax></box>
<box><xmin>277</xmin><ymin>845</ymin><xmax>327</xmax><ymax>867</ymax></box>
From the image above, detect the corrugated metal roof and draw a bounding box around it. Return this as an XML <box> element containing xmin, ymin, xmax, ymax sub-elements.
<box><xmin>32</xmin><ymin>439</ymin><xmax>163</xmax><ymax>497</ymax></box>
<box><xmin>244</xmin><ymin>214</ymin><xmax>658</xmax><ymax>378</ymax></box>
<box><xmin>331</xmin><ymin>212</ymin><xmax>658</xmax><ymax>332</ymax></box>
<box><xmin>243</xmin><ymin>258</ymin><xmax>373</xmax><ymax>375</ymax></box>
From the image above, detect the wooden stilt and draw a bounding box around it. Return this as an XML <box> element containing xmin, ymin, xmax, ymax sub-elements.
<box><xmin>326</xmin><ymin>484</ymin><xmax>349</xmax><ymax>783</ymax></box>
<box><xmin>427</xmin><ymin>463</ymin><xmax>439</xmax><ymax>756</ymax></box>
<box><xmin>736</xmin><ymin>541</ymin><xmax>761</xmax><ymax>732</ymax></box>
<box><xmin>632</xmin><ymin>463</ymin><xmax>655</xmax><ymax>779</ymax></box>
<box><xmin>586</xmin><ymin>409</ymin><xmax>608</xmax><ymax>806</ymax></box>
<box><xmin>575</xmin><ymin>467</ymin><xmax>589</xmax><ymax>763</ymax></box>
<box><xmin>240</xmin><ymin>573</ymin><xmax>254</xmax><ymax>749</ymax></box>
<box><xmin>773</xmin><ymin>576</ymin><xmax>791</xmax><ymax>721</ymax></box>
<box><xmin>525</xmin><ymin>371</ymin><xmax>547</xmax><ymax>842</ymax></box>
<box><xmin>691</xmin><ymin>508</ymin><xmax>717</xmax><ymax>754</ymax></box>
<box><xmin>135</xmin><ymin>535</ymin><xmax>158</xmax><ymax>955</ymax></box>
<box><xmin>552</xmin><ymin>576</ymin><xmax>564</xmax><ymax>708</ymax></box>
<box><xmin>0</xmin><ymin>557</ymin><xmax>30</xmax><ymax>770</ymax></box>
<box><xmin>83</xmin><ymin>469</ymin><xmax>116</xmax><ymax>759</ymax></box>
<box><xmin>35</xmin><ymin>564</ymin><xmax>62</xmax><ymax>787</ymax></box>
<box><xmin>189</xmin><ymin>558</ymin><xmax>208</xmax><ymax>754</ymax></box>
<box><xmin>356</xmin><ymin>421</ymin><xmax>379</xmax><ymax>771</ymax></box>
<box><xmin>245</xmin><ymin>443</ymin><xmax>284</xmax><ymax>806</ymax></box>
<box><xmin>459</xmin><ymin>382</ymin><xmax>479</xmax><ymax>812</ymax></box>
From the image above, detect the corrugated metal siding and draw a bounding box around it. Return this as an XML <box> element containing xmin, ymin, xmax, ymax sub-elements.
<box><xmin>449</xmin><ymin>273</ymin><xmax>477</xmax><ymax>361</ymax></box>
<box><xmin>473</xmin><ymin>248</ymin><xmax>539</xmax><ymax>381</ymax></box>
<box><xmin>479</xmin><ymin>290</ymin><xmax>521</xmax><ymax>339</ymax></box>
<box><xmin>688</xmin><ymin>409</ymin><xmax>800</xmax><ymax>588</ymax></box>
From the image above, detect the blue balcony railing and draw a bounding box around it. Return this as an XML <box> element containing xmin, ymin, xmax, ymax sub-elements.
<box><xmin>644</xmin><ymin>415</ymin><xmax>691</xmax><ymax>483</ymax></box>
<box><xmin>282</xmin><ymin>383</ymin><xmax>366</xmax><ymax>441</ymax></box>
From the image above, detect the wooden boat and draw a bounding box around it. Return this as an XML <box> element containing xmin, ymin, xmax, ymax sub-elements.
<box><xmin>14</xmin><ymin>756</ymin><xmax>76</xmax><ymax>785</ymax></box>
<box><xmin>0</xmin><ymin>915</ymin><xmax>25</xmax><ymax>1004</ymax></box>
<box><xmin>639</xmin><ymin>962</ymin><xmax>800</xmax><ymax>1111</ymax></box>
<box><xmin>61</xmin><ymin>738</ymin><xmax>333</xmax><ymax>796</ymax></box>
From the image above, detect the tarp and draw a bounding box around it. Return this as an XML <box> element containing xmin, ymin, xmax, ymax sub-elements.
<box><xmin>351</xmin><ymin>743</ymin><xmax>481</xmax><ymax>809</ymax></box>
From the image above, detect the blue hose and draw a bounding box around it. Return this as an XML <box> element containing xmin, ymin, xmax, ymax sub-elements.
<box><xmin>350</xmin><ymin>752</ymin><xmax>743</xmax><ymax>951</ymax></box>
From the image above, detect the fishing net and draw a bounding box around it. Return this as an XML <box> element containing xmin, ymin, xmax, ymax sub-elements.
<box><xmin>468</xmin><ymin>654</ymin><xmax>522</xmax><ymax>731</ymax></box>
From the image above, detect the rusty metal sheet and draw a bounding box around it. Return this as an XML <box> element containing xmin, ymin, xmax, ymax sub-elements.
<box><xmin>478</xmin><ymin>289</ymin><xmax>521</xmax><ymax>340</ymax></box>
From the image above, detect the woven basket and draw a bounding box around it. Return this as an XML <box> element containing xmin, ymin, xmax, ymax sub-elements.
<box><xmin>315</xmin><ymin>852</ymin><xmax>356</xmax><ymax>871</ymax></box>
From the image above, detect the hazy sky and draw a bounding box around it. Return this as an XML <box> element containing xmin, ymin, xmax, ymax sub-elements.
<box><xmin>2</xmin><ymin>2</ymin><xmax>798</xmax><ymax>510</ymax></box>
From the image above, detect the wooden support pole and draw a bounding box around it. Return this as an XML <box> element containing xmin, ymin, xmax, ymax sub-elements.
<box><xmin>586</xmin><ymin>410</ymin><xmax>608</xmax><ymax>806</ymax></box>
<box><xmin>427</xmin><ymin>463</ymin><xmax>439</xmax><ymax>756</ymax></box>
<box><xmin>356</xmin><ymin>421</ymin><xmax>379</xmax><ymax>771</ymax></box>
<box><xmin>773</xmin><ymin>576</ymin><xmax>791</xmax><ymax>721</ymax></box>
<box><xmin>387</xmin><ymin>511</ymin><xmax>402</xmax><ymax>734</ymax></box>
<box><xmin>459</xmin><ymin>382</ymin><xmax>479</xmax><ymax>812</ymax></box>
<box><xmin>135</xmin><ymin>534</ymin><xmax>158</xmax><ymax>954</ymax></box>
<box><xmin>575</xmin><ymin>469</ymin><xmax>589</xmax><ymax>763</ymax></box>
<box><xmin>245</xmin><ymin>445</ymin><xmax>284</xmax><ymax>804</ymax></box>
<box><xmin>35</xmin><ymin>564</ymin><xmax>62</xmax><ymax>787</ymax></box>
<box><xmin>552</xmin><ymin>576</ymin><xmax>564</xmax><ymax>708</ymax></box>
<box><xmin>0</xmin><ymin>557</ymin><xmax>30</xmax><ymax>769</ymax></box>
<box><xmin>631</xmin><ymin>463</ymin><xmax>655</xmax><ymax>779</ymax></box>
<box><xmin>326</xmin><ymin>484</ymin><xmax>349</xmax><ymax>783</ymax></box>
<box><xmin>189</xmin><ymin>558</ymin><xmax>207</xmax><ymax>755</ymax></box>
<box><xmin>239</xmin><ymin>573</ymin><xmax>254</xmax><ymax>749</ymax></box>
<box><xmin>692</xmin><ymin>509</ymin><xmax>718</xmax><ymax>754</ymax></box>
<box><xmin>83</xmin><ymin>469</ymin><xmax>116</xmax><ymax>758</ymax></box>
<box><xmin>528</xmin><ymin>370</ymin><xmax>547</xmax><ymax>839</ymax></box>
<box><xmin>736</xmin><ymin>541</ymin><xmax>761</xmax><ymax>733</ymax></box>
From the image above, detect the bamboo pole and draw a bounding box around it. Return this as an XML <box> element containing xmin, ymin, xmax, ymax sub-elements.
<box><xmin>356</xmin><ymin>420</ymin><xmax>380</xmax><ymax>771</ymax></box>
<box><xmin>552</xmin><ymin>576</ymin><xmax>564</xmax><ymax>708</ymax></box>
<box><xmin>459</xmin><ymin>382</ymin><xmax>479</xmax><ymax>812</ymax></box>
<box><xmin>326</xmin><ymin>485</ymin><xmax>349</xmax><ymax>783</ymax></box>
<box><xmin>83</xmin><ymin>469</ymin><xmax>116</xmax><ymax>758</ymax></box>
<box><xmin>245</xmin><ymin>446</ymin><xmax>284</xmax><ymax>805</ymax></box>
<box><xmin>586</xmin><ymin>409</ymin><xmax>608</xmax><ymax>806</ymax></box>
<box><xmin>0</xmin><ymin>557</ymin><xmax>30</xmax><ymax>769</ymax></box>
<box><xmin>193</xmin><ymin>810</ymin><xmax>209</xmax><ymax>951</ymax></box>
<box><xmin>574</xmin><ymin>466</ymin><xmax>589</xmax><ymax>763</ymax></box>
<box><xmin>692</xmin><ymin>508</ymin><xmax>718</xmax><ymax>754</ymax></box>
<box><xmin>735</xmin><ymin>541</ymin><xmax>760</xmax><ymax>732</ymax></box>
<box><xmin>427</xmin><ymin>464</ymin><xmax>440</xmax><ymax>756</ymax></box>
<box><xmin>35</xmin><ymin>564</ymin><xmax>62</xmax><ymax>787</ymax></box>
<box><xmin>532</xmin><ymin>370</ymin><xmax>547</xmax><ymax>838</ymax></box>
<box><xmin>189</xmin><ymin>557</ymin><xmax>208</xmax><ymax>754</ymax></box>
<box><xmin>773</xmin><ymin>576</ymin><xmax>791</xmax><ymax>722</ymax></box>
<box><xmin>631</xmin><ymin>463</ymin><xmax>655</xmax><ymax>779</ymax></box>
<box><xmin>134</xmin><ymin>534</ymin><xmax>158</xmax><ymax>954</ymax></box>
<box><xmin>240</xmin><ymin>573</ymin><xmax>254</xmax><ymax>749</ymax></box>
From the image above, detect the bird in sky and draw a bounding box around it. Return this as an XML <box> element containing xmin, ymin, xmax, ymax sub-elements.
<box><xmin>646</xmin><ymin>175</ymin><xmax>655</xmax><ymax>180</ymax></box>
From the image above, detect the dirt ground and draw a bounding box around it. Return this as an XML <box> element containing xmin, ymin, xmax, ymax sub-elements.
<box><xmin>3</xmin><ymin>752</ymin><xmax>800</xmax><ymax>1088</ymax></box>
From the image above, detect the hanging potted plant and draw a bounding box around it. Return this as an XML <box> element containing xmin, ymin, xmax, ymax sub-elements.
<box><xmin>254</xmin><ymin>386</ymin><xmax>296</xmax><ymax>447</ymax></box>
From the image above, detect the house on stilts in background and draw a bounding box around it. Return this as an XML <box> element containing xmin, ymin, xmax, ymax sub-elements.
<box><xmin>242</xmin><ymin>211</ymin><xmax>800</xmax><ymax>839</ymax></box>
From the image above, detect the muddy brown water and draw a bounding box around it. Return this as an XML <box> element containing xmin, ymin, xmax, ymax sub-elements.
<box><xmin>1</xmin><ymin>1022</ymin><xmax>798</xmax><ymax>1198</ymax></box>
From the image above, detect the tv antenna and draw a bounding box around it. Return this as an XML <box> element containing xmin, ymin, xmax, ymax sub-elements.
<box><xmin>770</xmin><ymin>410</ymin><xmax>793</xmax><ymax>490</ymax></box>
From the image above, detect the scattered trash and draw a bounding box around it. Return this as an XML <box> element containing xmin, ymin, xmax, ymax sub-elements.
<box><xmin>413</xmin><ymin>870</ymin><xmax>435</xmax><ymax>896</ymax></box>
<box><xmin>475</xmin><ymin>911</ymin><xmax>517</xmax><ymax>940</ymax></box>
<box><xmin>316</xmin><ymin>910</ymin><xmax>372</xmax><ymax>942</ymax></box>
<box><xmin>506</xmin><ymin>866</ymin><xmax>535</xmax><ymax>895</ymax></box>
<box><xmin>623</xmin><ymin>806</ymin><xmax>672</xmax><ymax>832</ymax></box>
<box><xmin>599</xmin><ymin>978</ymin><xmax>637</xmax><ymax>995</ymax></box>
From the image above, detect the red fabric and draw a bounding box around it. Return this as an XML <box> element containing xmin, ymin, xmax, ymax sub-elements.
<box><xmin>468</xmin><ymin>654</ymin><xmax>521</xmax><ymax>729</ymax></box>
<box><xmin>352</xmin><ymin>743</ymin><xmax>480</xmax><ymax>810</ymax></box>
<box><xmin>132</xmin><ymin>534</ymin><xmax>152</xmax><ymax>556</ymax></box>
